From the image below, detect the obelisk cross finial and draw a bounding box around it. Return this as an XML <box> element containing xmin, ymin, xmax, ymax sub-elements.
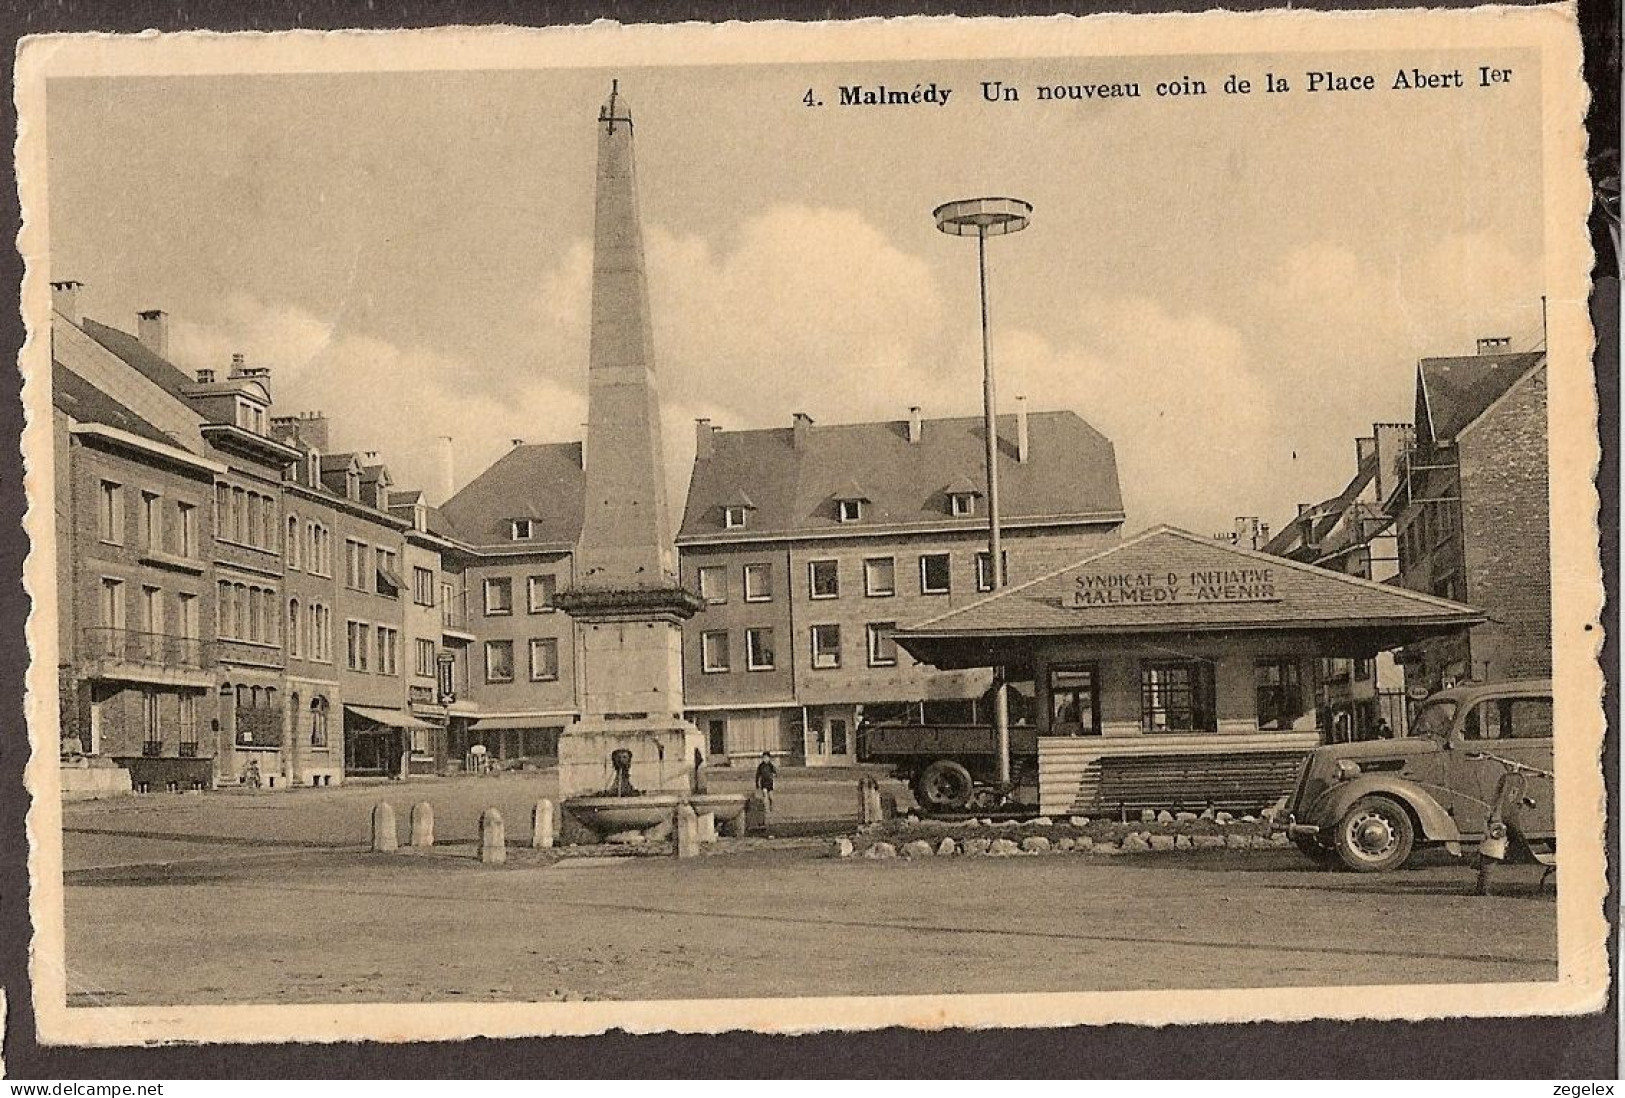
<box><xmin>600</xmin><ymin>78</ymin><xmax>632</xmax><ymax>134</ymax></box>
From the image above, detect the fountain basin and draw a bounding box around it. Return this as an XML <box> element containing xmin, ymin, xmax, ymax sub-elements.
<box><xmin>564</xmin><ymin>793</ymin><xmax>684</xmax><ymax>837</ymax></box>
<box><xmin>686</xmin><ymin>793</ymin><xmax>748</xmax><ymax>823</ymax></box>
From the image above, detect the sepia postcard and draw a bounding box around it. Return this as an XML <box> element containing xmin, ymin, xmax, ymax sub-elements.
<box><xmin>14</xmin><ymin>6</ymin><xmax>1606</xmax><ymax>1047</ymax></box>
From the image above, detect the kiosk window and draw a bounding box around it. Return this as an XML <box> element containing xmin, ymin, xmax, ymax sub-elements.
<box><xmin>1254</xmin><ymin>658</ymin><xmax>1303</xmax><ymax>730</ymax></box>
<box><xmin>1140</xmin><ymin>661</ymin><xmax>1216</xmax><ymax>733</ymax></box>
<box><xmin>1048</xmin><ymin>666</ymin><xmax>1100</xmax><ymax>735</ymax></box>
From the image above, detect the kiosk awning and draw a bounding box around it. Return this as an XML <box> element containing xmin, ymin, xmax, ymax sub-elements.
<box><xmin>345</xmin><ymin>704</ymin><xmax>437</xmax><ymax>730</ymax></box>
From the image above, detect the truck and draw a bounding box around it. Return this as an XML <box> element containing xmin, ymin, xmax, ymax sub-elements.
<box><xmin>858</xmin><ymin>721</ymin><xmax>1041</xmax><ymax>811</ymax></box>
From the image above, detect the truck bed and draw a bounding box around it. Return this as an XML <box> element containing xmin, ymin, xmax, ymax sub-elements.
<box><xmin>859</xmin><ymin>723</ymin><xmax>1040</xmax><ymax>761</ymax></box>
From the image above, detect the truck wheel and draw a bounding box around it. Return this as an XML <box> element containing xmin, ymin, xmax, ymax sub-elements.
<box><xmin>915</xmin><ymin>760</ymin><xmax>974</xmax><ymax>811</ymax></box>
<box><xmin>1333</xmin><ymin>795</ymin><xmax>1415</xmax><ymax>873</ymax></box>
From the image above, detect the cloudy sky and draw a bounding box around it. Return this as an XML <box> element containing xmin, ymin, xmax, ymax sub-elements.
<box><xmin>45</xmin><ymin>45</ymin><xmax>1544</xmax><ymax>535</ymax></box>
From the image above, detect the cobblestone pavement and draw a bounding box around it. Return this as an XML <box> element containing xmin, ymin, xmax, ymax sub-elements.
<box><xmin>55</xmin><ymin>774</ymin><xmax>1557</xmax><ymax>1007</ymax></box>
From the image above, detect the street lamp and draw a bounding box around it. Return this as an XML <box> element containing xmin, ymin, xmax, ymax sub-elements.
<box><xmin>934</xmin><ymin>196</ymin><xmax>1031</xmax><ymax>792</ymax></box>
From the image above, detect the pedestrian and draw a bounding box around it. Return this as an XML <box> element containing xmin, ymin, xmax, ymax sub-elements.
<box><xmin>1374</xmin><ymin>717</ymin><xmax>1394</xmax><ymax>739</ymax></box>
<box><xmin>754</xmin><ymin>750</ymin><xmax>778</xmax><ymax>814</ymax></box>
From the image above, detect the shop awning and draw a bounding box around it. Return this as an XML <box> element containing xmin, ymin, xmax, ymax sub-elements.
<box><xmin>345</xmin><ymin>704</ymin><xmax>437</xmax><ymax>730</ymax></box>
<box><xmin>469</xmin><ymin>714</ymin><xmax>576</xmax><ymax>731</ymax></box>
<box><xmin>898</xmin><ymin>525</ymin><xmax>1486</xmax><ymax>670</ymax></box>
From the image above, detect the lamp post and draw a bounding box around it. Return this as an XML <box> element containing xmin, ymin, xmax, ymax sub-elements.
<box><xmin>933</xmin><ymin>196</ymin><xmax>1031</xmax><ymax>791</ymax></box>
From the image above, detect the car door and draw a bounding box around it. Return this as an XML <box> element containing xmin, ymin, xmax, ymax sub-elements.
<box><xmin>1447</xmin><ymin>694</ymin><xmax>1555</xmax><ymax>837</ymax></box>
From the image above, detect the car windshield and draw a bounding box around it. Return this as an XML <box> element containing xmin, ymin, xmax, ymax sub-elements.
<box><xmin>1410</xmin><ymin>699</ymin><xmax>1458</xmax><ymax>738</ymax></box>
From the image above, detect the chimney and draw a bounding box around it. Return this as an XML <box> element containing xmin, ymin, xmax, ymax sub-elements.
<box><xmin>1234</xmin><ymin>516</ymin><xmax>1252</xmax><ymax>545</ymax></box>
<box><xmin>1015</xmin><ymin>396</ymin><xmax>1030</xmax><ymax>463</ymax></box>
<box><xmin>50</xmin><ymin>280</ymin><xmax>83</xmax><ymax>324</ymax></box>
<box><xmin>695</xmin><ymin>418</ymin><xmax>714</xmax><ymax>460</ymax></box>
<box><xmin>195</xmin><ymin>368</ymin><xmax>216</xmax><ymax>384</ymax></box>
<box><xmin>907</xmin><ymin>406</ymin><xmax>922</xmax><ymax>443</ymax></box>
<box><xmin>363</xmin><ymin>450</ymin><xmax>379</xmax><ymax>462</ymax></box>
<box><xmin>511</xmin><ymin>438</ymin><xmax>524</xmax><ymax>448</ymax></box>
<box><xmin>792</xmin><ymin>412</ymin><xmax>813</xmax><ymax>450</ymax></box>
<box><xmin>438</xmin><ymin>436</ymin><xmax>455</xmax><ymax>505</ymax></box>
<box><xmin>1258</xmin><ymin>522</ymin><xmax>1270</xmax><ymax>545</ymax></box>
<box><xmin>229</xmin><ymin>352</ymin><xmax>247</xmax><ymax>378</ymax></box>
<box><xmin>1373</xmin><ymin>422</ymin><xmax>1414</xmax><ymax>503</ymax></box>
<box><xmin>1476</xmin><ymin>336</ymin><xmax>1512</xmax><ymax>355</ymax></box>
<box><xmin>136</xmin><ymin>309</ymin><xmax>168</xmax><ymax>358</ymax></box>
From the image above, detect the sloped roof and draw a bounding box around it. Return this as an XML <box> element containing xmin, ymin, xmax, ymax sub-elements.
<box><xmin>79</xmin><ymin>318</ymin><xmax>196</xmax><ymax>400</ymax></box>
<box><xmin>52</xmin><ymin>361</ymin><xmax>179</xmax><ymax>447</ymax></box>
<box><xmin>901</xmin><ymin>526</ymin><xmax>1482</xmax><ymax>643</ymax></box>
<box><xmin>441</xmin><ymin>441</ymin><xmax>585</xmax><ymax>548</ymax></box>
<box><xmin>1417</xmin><ymin>351</ymin><xmax>1545</xmax><ymax>444</ymax></box>
<box><xmin>1262</xmin><ymin>453</ymin><xmax>1378</xmax><ymax>561</ymax></box>
<box><xmin>679</xmin><ymin>410</ymin><xmax>1123</xmax><ymax>540</ymax></box>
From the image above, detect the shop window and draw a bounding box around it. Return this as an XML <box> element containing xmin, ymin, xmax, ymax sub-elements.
<box><xmin>1255</xmin><ymin>658</ymin><xmax>1303</xmax><ymax>730</ymax></box>
<box><xmin>1049</xmin><ymin>665</ymin><xmax>1100</xmax><ymax>735</ymax></box>
<box><xmin>746</xmin><ymin>627</ymin><xmax>775</xmax><ymax>671</ymax></box>
<box><xmin>701</xmin><ymin>631</ymin><xmax>730</xmax><ymax>673</ymax></box>
<box><xmin>529</xmin><ymin>637</ymin><xmax>560</xmax><ymax>681</ymax></box>
<box><xmin>142</xmin><ymin>691</ymin><xmax>162</xmax><ymax>757</ymax></box>
<box><xmin>697</xmin><ymin>565</ymin><xmax>728</xmax><ymax>604</ymax></box>
<box><xmin>743</xmin><ymin>563</ymin><xmax>772</xmax><ymax>602</ymax></box>
<box><xmin>1140</xmin><ymin>660</ymin><xmax>1216</xmax><ymax>733</ymax></box>
<box><xmin>919</xmin><ymin>553</ymin><xmax>951</xmax><ymax>595</ymax></box>
<box><xmin>864</xmin><ymin>557</ymin><xmax>895</xmax><ymax>597</ymax></box>
<box><xmin>808</xmin><ymin>559</ymin><xmax>839</xmax><ymax>599</ymax></box>
<box><xmin>810</xmin><ymin>624</ymin><xmax>841</xmax><ymax>669</ymax></box>
<box><xmin>866</xmin><ymin>622</ymin><xmax>897</xmax><ymax>667</ymax></box>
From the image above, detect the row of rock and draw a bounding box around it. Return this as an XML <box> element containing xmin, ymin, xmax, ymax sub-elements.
<box><xmin>834</xmin><ymin>830</ymin><xmax>1292</xmax><ymax>860</ymax></box>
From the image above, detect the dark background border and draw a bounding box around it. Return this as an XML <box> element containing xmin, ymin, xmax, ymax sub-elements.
<box><xmin>1</xmin><ymin>0</ymin><xmax>1616</xmax><ymax>1080</ymax></box>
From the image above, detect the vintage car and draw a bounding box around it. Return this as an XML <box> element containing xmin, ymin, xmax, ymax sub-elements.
<box><xmin>1284</xmin><ymin>679</ymin><xmax>1553</xmax><ymax>872</ymax></box>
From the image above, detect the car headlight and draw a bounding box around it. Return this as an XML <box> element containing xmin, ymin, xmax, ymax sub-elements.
<box><xmin>1334</xmin><ymin>759</ymin><xmax>1362</xmax><ymax>781</ymax></box>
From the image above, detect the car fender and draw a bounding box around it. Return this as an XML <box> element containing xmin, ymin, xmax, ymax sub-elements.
<box><xmin>1311</xmin><ymin>776</ymin><xmax>1461</xmax><ymax>843</ymax></box>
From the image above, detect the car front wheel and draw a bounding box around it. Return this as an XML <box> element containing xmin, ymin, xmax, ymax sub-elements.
<box><xmin>1333</xmin><ymin>795</ymin><xmax>1416</xmax><ymax>873</ymax></box>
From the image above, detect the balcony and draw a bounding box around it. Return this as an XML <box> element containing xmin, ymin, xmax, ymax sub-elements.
<box><xmin>80</xmin><ymin>627</ymin><xmax>213</xmax><ymax>686</ymax></box>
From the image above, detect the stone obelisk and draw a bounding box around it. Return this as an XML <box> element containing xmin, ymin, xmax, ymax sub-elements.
<box><xmin>554</xmin><ymin>82</ymin><xmax>705</xmax><ymax>801</ymax></box>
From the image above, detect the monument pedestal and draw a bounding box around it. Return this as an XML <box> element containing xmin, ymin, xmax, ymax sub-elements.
<box><xmin>557</xmin><ymin>716</ymin><xmax>703</xmax><ymax>801</ymax></box>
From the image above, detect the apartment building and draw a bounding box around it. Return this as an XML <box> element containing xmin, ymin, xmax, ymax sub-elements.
<box><xmin>1264</xmin><ymin>422</ymin><xmax>1415</xmax><ymax>740</ymax></box>
<box><xmin>675</xmin><ymin>404</ymin><xmax>1126</xmax><ymax>764</ymax></box>
<box><xmin>437</xmin><ymin>440</ymin><xmax>585</xmax><ymax>767</ymax></box>
<box><xmin>1383</xmin><ymin>340</ymin><xmax>1551</xmax><ymax>692</ymax></box>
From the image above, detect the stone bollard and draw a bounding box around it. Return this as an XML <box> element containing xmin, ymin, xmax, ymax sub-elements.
<box><xmin>859</xmin><ymin>777</ymin><xmax>884</xmax><ymax>825</ymax></box>
<box><xmin>697</xmin><ymin>811</ymin><xmax>718</xmax><ymax>844</ymax></box>
<box><xmin>879</xmin><ymin>789</ymin><xmax>899</xmax><ymax>821</ymax></box>
<box><xmin>744</xmin><ymin>792</ymin><xmax>769</xmax><ymax>834</ymax></box>
<box><xmin>532</xmin><ymin>799</ymin><xmax>555</xmax><ymax>849</ymax></box>
<box><xmin>674</xmin><ymin>803</ymin><xmax>700</xmax><ymax>859</ymax></box>
<box><xmin>371</xmin><ymin>802</ymin><xmax>398</xmax><ymax>852</ymax></box>
<box><xmin>479</xmin><ymin>808</ymin><xmax>506</xmax><ymax>864</ymax></box>
<box><xmin>410</xmin><ymin>801</ymin><xmax>435</xmax><ymax>847</ymax></box>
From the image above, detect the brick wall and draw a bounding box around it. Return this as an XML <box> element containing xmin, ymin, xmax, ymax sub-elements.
<box><xmin>1458</xmin><ymin>366</ymin><xmax>1551</xmax><ymax>680</ymax></box>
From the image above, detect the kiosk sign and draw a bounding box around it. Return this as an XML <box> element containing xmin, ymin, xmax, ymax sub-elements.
<box><xmin>1072</xmin><ymin>567</ymin><xmax>1280</xmax><ymax>607</ymax></box>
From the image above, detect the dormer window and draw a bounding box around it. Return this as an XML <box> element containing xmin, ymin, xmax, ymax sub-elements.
<box><xmin>838</xmin><ymin>498</ymin><xmax>863</xmax><ymax>523</ymax></box>
<box><xmin>511</xmin><ymin>519</ymin><xmax>535</xmax><ymax>540</ymax></box>
<box><xmin>724</xmin><ymin>506</ymin><xmax>749</xmax><ymax>530</ymax></box>
<box><xmin>950</xmin><ymin>492</ymin><xmax>977</xmax><ymax>517</ymax></box>
<box><xmin>345</xmin><ymin>470</ymin><xmax>360</xmax><ymax>501</ymax></box>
